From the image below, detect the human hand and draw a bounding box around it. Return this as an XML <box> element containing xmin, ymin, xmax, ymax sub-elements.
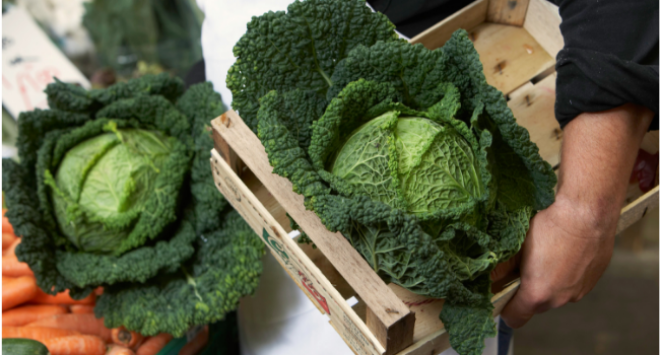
<box><xmin>491</xmin><ymin>195</ymin><xmax>618</xmax><ymax>329</ymax></box>
<box><xmin>491</xmin><ymin>103</ymin><xmax>653</xmax><ymax>328</ymax></box>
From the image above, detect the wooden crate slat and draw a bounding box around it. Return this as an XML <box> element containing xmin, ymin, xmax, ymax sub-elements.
<box><xmin>523</xmin><ymin>0</ymin><xmax>564</xmax><ymax>58</ymax></box>
<box><xmin>410</xmin><ymin>0</ymin><xmax>488</xmax><ymax>49</ymax></box>
<box><xmin>486</xmin><ymin>0</ymin><xmax>530</xmax><ymax>26</ymax></box>
<box><xmin>507</xmin><ymin>72</ymin><xmax>562</xmax><ymax>167</ymax></box>
<box><xmin>210</xmin><ymin>149</ymin><xmax>385</xmax><ymax>355</ymax></box>
<box><xmin>211</xmin><ymin>111</ymin><xmax>415</xmax><ymax>354</ymax></box>
<box><xmin>471</xmin><ymin>22</ymin><xmax>554</xmax><ymax>95</ymax></box>
<box><xmin>616</xmin><ymin>185</ymin><xmax>660</xmax><ymax>234</ymax></box>
<box><xmin>640</xmin><ymin>131</ymin><xmax>659</xmax><ymax>154</ymax></box>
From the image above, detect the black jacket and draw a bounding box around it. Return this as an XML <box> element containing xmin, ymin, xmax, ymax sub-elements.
<box><xmin>367</xmin><ymin>0</ymin><xmax>659</xmax><ymax>130</ymax></box>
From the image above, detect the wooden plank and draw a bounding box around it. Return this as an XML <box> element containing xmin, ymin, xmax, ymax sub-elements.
<box><xmin>211</xmin><ymin>111</ymin><xmax>415</xmax><ymax>354</ymax></box>
<box><xmin>487</xmin><ymin>0</ymin><xmax>530</xmax><ymax>26</ymax></box>
<box><xmin>398</xmin><ymin>280</ymin><xmax>521</xmax><ymax>355</ymax></box>
<box><xmin>616</xmin><ymin>185</ymin><xmax>659</xmax><ymax>234</ymax></box>
<box><xmin>471</xmin><ymin>22</ymin><xmax>554</xmax><ymax>95</ymax></box>
<box><xmin>410</xmin><ymin>0</ymin><xmax>488</xmax><ymax>49</ymax></box>
<box><xmin>211</xmin><ymin>149</ymin><xmax>385</xmax><ymax>355</ymax></box>
<box><xmin>212</xmin><ymin>129</ymin><xmax>243</xmax><ymax>174</ymax></box>
<box><xmin>640</xmin><ymin>131</ymin><xmax>659</xmax><ymax>155</ymax></box>
<box><xmin>508</xmin><ymin>81</ymin><xmax>534</xmax><ymax>99</ymax></box>
<box><xmin>523</xmin><ymin>0</ymin><xmax>563</xmax><ymax>58</ymax></box>
<box><xmin>507</xmin><ymin>72</ymin><xmax>562</xmax><ymax>167</ymax></box>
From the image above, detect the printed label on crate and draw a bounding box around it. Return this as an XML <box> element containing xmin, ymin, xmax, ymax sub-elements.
<box><xmin>260</xmin><ymin>228</ymin><xmax>380</xmax><ymax>355</ymax></box>
<box><xmin>297</xmin><ymin>270</ymin><xmax>330</xmax><ymax>315</ymax></box>
<box><xmin>260</xmin><ymin>229</ymin><xmax>289</xmax><ymax>262</ymax></box>
<box><xmin>261</xmin><ymin>229</ymin><xmax>330</xmax><ymax>314</ymax></box>
<box><xmin>2</xmin><ymin>7</ymin><xmax>90</xmax><ymax>118</ymax></box>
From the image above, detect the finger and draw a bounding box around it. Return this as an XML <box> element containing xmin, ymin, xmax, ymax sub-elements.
<box><xmin>491</xmin><ymin>252</ymin><xmax>521</xmax><ymax>282</ymax></box>
<box><xmin>500</xmin><ymin>286</ymin><xmax>537</xmax><ymax>329</ymax></box>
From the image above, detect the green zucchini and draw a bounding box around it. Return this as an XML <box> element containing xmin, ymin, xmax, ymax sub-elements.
<box><xmin>2</xmin><ymin>338</ymin><xmax>50</xmax><ymax>355</ymax></box>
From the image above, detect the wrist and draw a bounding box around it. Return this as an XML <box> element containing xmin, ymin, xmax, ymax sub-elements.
<box><xmin>552</xmin><ymin>191</ymin><xmax>620</xmax><ymax>239</ymax></box>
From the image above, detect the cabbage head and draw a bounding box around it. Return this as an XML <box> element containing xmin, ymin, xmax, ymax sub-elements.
<box><xmin>2</xmin><ymin>74</ymin><xmax>264</xmax><ymax>337</ymax></box>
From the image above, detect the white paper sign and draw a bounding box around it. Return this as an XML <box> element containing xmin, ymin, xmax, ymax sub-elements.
<box><xmin>2</xmin><ymin>6</ymin><xmax>90</xmax><ymax>119</ymax></box>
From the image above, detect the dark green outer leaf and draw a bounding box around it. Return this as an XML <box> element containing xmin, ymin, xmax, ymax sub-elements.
<box><xmin>176</xmin><ymin>82</ymin><xmax>229</xmax><ymax>234</ymax></box>
<box><xmin>96</xmin><ymin>210</ymin><xmax>264</xmax><ymax>337</ymax></box>
<box><xmin>257</xmin><ymin>90</ymin><xmax>330</xmax><ymax>200</ymax></box>
<box><xmin>227</xmin><ymin>0</ymin><xmax>399</xmax><ymax>131</ymax></box>
<box><xmin>56</xmin><ymin>220</ymin><xmax>197</xmax><ymax>288</ymax></box>
<box><xmin>2</xmin><ymin>159</ymin><xmax>91</xmax><ymax>297</ymax></box>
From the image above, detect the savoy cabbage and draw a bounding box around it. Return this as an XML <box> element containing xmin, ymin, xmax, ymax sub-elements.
<box><xmin>2</xmin><ymin>74</ymin><xmax>264</xmax><ymax>336</ymax></box>
<box><xmin>227</xmin><ymin>0</ymin><xmax>557</xmax><ymax>354</ymax></box>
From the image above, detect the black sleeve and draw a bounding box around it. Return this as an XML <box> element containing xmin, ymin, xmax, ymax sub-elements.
<box><xmin>552</xmin><ymin>0</ymin><xmax>659</xmax><ymax>130</ymax></box>
<box><xmin>367</xmin><ymin>0</ymin><xmax>475</xmax><ymax>38</ymax></box>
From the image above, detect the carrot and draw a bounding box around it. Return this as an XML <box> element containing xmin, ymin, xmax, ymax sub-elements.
<box><xmin>2</xmin><ymin>326</ymin><xmax>80</xmax><ymax>342</ymax></box>
<box><xmin>2</xmin><ymin>233</ymin><xmax>17</xmax><ymax>250</ymax></box>
<box><xmin>27</xmin><ymin>313</ymin><xmax>112</xmax><ymax>343</ymax></box>
<box><xmin>2</xmin><ymin>275</ymin><xmax>16</xmax><ymax>286</ymax></box>
<box><xmin>3</xmin><ymin>304</ymin><xmax>69</xmax><ymax>326</ymax></box>
<box><xmin>107</xmin><ymin>344</ymin><xmax>137</xmax><ymax>355</ymax></box>
<box><xmin>42</xmin><ymin>334</ymin><xmax>106</xmax><ymax>355</ymax></box>
<box><xmin>95</xmin><ymin>287</ymin><xmax>104</xmax><ymax>296</ymax></box>
<box><xmin>3</xmin><ymin>275</ymin><xmax>38</xmax><ymax>310</ymax></box>
<box><xmin>2</xmin><ymin>254</ymin><xmax>34</xmax><ymax>277</ymax></box>
<box><xmin>136</xmin><ymin>333</ymin><xmax>173</xmax><ymax>355</ymax></box>
<box><xmin>3</xmin><ymin>209</ymin><xmax>14</xmax><ymax>236</ymax></box>
<box><xmin>111</xmin><ymin>326</ymin><xmax>144</xmax><ymax>349</ymax></box>
<box><xmin>31</xmin><ymin>288</ymin><xmax>96</xmax><ymax>305</ymax></box>
<box><xmin>70</xmin><ymin>304</ymin><xmax>95</xmax><ymax>314</ymax></box>
<box><xmin>4</xmin><ymin>237</ymin><xmax>21</xmax><ymax>257</ymax></box>
<box><xmin>178</xmin><ymin>325</ymin><xmax>208</xmax><ymax>355</ymax></box>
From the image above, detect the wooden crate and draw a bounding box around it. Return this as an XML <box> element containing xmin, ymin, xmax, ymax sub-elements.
<box><xmin>209</xmin><ymin>0</ymin><xmax>659</xmax><ymax>354</ymax></box>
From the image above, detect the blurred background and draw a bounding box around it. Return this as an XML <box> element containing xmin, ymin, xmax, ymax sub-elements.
<box><xmin>2</xmin><ymin>1</ymin><xmax>658</xmax><ymax>354</ymax></box>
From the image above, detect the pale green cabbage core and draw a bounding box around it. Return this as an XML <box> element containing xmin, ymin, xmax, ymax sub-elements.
<box><xmin>331</xmin><ymin>112</ymin><xmax>483</xmax><ymax>216</ymax></box>
<box><xmin>50</xmin><ymin>128</ymin><xmax>175</xmax><ymax>253</ymax></box>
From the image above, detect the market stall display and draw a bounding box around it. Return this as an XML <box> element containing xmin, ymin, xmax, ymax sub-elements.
<box><xmin>1</xmin><ymin>74</ymin><xmax>265</xmax><ymax>353</ymax></box>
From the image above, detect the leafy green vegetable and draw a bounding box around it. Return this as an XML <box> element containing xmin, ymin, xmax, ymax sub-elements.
<box><xmin>83</xmin><ymin>0</ymin><xmax>203</xmax><ymax>76</ymax></box>
<box><xmin>226</xmin><ymin>0</ymin><xmax>400</xmax><ymax>131</ymax></box>
<box><xmin>228</xmin><ymin>1</ymin><xmax>556</xmax><ymax>354</ymax></box>
<box><xmin>2</xmin><ymin>74</ymin><xmax>264</xmax><ymax>336</ymax></box>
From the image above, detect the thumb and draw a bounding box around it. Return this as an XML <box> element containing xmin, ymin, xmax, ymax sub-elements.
<box><xmin>491</xmin><ymin>252</ymin><xmax>521</xmax><ymax>282</ymax></box>
<box><xmin>500</xmin><ymin>284</ymin><xmax>537</xmax><ymax>328</ymax></box>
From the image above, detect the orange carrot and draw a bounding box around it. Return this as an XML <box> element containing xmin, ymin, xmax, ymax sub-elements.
<box><xmin>178</xmin><ymin>325</ymin><xmax>208</xmax><ymax>355</ymax></box>
<box><xmin>2</xmin><ymin>275</ymin><xmax>16</xmax><ymax>286</ymax></box>
<box><xmin>111</xmin><ymin>326</ymin><xmax>144</xmax><ymax>349</ymax></box>
<box><xmin>27</xmin><ymin>313</ymin><xmax>112</xmax><ymax>343</ymax></box>
<box><xmin>2</xmin><ymin>326</ymin><xmax>80</xmax><ymax>342</ymax></box>
<box><xmin>3</xmin><ymin>304</ymin><xmax>69</xmax><ymax>326</ymax></box>
<box><xmin>95</xmin><ymin>287</ymin><xmax>104</xmax><ymax>296</ymax></box>
<box><xmin>31</xmin><ymin>289</ymin><xmax>96</xmax><ymax>305</ymax></box>
<box><xmin>136</xmin><ymin>333</ymin><xmax>173</xmax><ymax>355</ymax></box>
<box><xmin>4</xmin><ymin>237</ymin><xmax>21</xmax><ymax>257</ymax></box>
<box><xmin>3</xmin><ymin>209</ymin><xmax>14</xmax><ymax>236</ymax></box>
<box><xmin>69</xmin><ymin>304</ymin><xmax>95</xmax><ymax>314</ymax></box>
<box><xmin>3</xmin><ymin>275</ymin><xmax>38</xmax><ymax>310</ymax></box>
<box><xmin>2</xmin><ymin>233</ymin><xmax>17</xmax><ymax>250</ymax></box>
<box><xmin>2</xmin><ymin>254</ymin><xmax>34</xmax><ymax>277</ymax></box>
<box><xmin>107</xmin><ymin>344</ymin><xmax>137</xmax><ymax>355</ymax></box>
<box><xmin>43</xmin><ymin>334</ymin><xmax>106</xmax><ymax>355</ymax></box>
